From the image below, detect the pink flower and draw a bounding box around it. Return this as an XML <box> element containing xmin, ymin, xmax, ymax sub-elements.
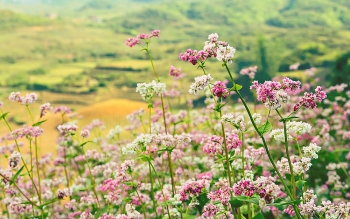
<box><xmin>212</xmin><ymin>81</ymin><xmax>229</xmax><ymax>98</ymax></box>
<box><xmin>294</xmin><ymin>86</ymin><xmax>327</xmax><ymax>111</ymax></box>
<box><xmin>169</xmin><ymin>66</ymin><xmax>181</xmax><ymax>77</ymax></box>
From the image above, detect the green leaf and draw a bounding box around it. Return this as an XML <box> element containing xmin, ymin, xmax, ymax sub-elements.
<box><xmin>0</xmin><ymin>112</ymin><xmax>9</xmax><ymax>121</ymax></box>
<box><xmin>136</xmin><ymin>154</ymin><xmax>150</xmax><ymax>162</ymax></box>
<box><xmin>268</xmin><ymin>199</ymin><xmax>301</xmax><ymax>207</ymax></box>
<box><xmin>32</xmin><ymin>120</ymin><xmax>47</xmax><ymax>127</ymax></box>
<box><xmin>229</xmin><ymin>198</ymin><xmax>244</xmax><ymax>208</ymax></box>
<box><xmin>37</xmin><ymin>198</ymin><xmax>59</xmax><ymax>209</ymax></box>
<box><xmin>296</xmin><ymin>180</ymin><xmax>307</xmax><ymax>190</ymax></box>
<box><xmin>252</xmin><ymin>212</ymin><xmax>265</xmax><ymax>219</ymax></box>
<box><xmin>79</xmin><ymin>141</ymin><xmax>93</xmax><ymax>147</ymax></box>
<box><xmin>234</xmin><ymin>84</ymin><xmax>243</xmax><ymax>91</ymax></box>
<box><xmin>257</xmin><ymin>120</ymin><xmax>272</xmax><ymax>135</ymax></box>
<box><xmin>234</xmin><ymin>196</ymin><xmax>260</xmax><ymax>205</ymax></box>
<box><xmin>10</xmin><ymin>165</ymin><xmax>24</xmax><ymax>185</ymax></box>
<box><xmin>279</xmin><ymin>116</ymin><xmax>299</xmax><ymax>122</ymax></box>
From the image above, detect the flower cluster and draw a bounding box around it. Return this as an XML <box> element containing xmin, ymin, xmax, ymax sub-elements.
<box><xmin>240</xmin><ymin>66</ymin><xmax>258</xmax><ymax>79</ymax></box>
<box><xmin>136</xmin><ymin>80</ymin><xmax>166</xmax><ymax>102</ymax></box>
<box><xmin>125</xmin><ymin>30</ymin><xmax>160</xmax><ymax>47</ymax></box>
<box><xmin>294</xmin><ymin>86</ymin><xmax>327</xmax><ymax>111</ymax></box>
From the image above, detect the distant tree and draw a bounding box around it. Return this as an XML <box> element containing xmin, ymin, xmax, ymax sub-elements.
<box><xmin>255</xmin><ymin>36</ymin><xmax>272</xmax><ymax>82</ymax></box>
<box><xmin>330</xmin><ymin>51</ymin><xmax>350</xmax><ymax>88</ymax></box>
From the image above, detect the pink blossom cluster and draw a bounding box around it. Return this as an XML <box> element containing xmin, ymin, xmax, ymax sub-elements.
<box><xmin>125</xmin><ymin>30</ymin><xmax>160</xmax><ymax>47</ymax></box>
<box><xmin>240</xmin><ymin>66</ymin><xmax>258</xmax><ymax>79</ymax></box>
<box><xmin>294</xmin><ymin>86</ymin><xmax>327</xmax><ymax>111</ymax></box>
<box><xmin>9</xmin><ymin>92</ymin><xmax>38</xmax><ymax>104</ymax></box>
<box><xmin>212</xmin><ymin>81</ymin><xmax>229</xmax><ymax>98</ymax></box>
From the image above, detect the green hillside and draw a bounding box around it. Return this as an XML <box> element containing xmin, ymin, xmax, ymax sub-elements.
<box><xmin>0</xmin><ymin>0</ymin><xmax>349</xmax><ymax>96</ymax></box>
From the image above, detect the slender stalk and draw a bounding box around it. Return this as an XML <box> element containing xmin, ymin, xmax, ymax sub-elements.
<box><xmin>0</xmin><ymin>173</ymin><xmax>37</xmax><ymax>207</ymax></box>
<box><xmin>219</xmin><ymin>110</ymin><xmax>233</xmax><ymax>187</ymax></box>
<box><xmin>0</xmin><ymin>111</ymin><xmax>41</xmax><ymax>202</ymax></box>
<box><xmin>34</xmin><ymin>138</ymin><xmax>42</xmax><ymax>204</ymax></box>
<box><xmin>148</xmin><ymin>163</ymin><xmax>158</xmax><ymax>218</ymax></box>
<box><xmin>223</xmin><ymin>63</ymin><xmax>302</xmax><ymax>219</ymax></box>
<box><xmin>276</xmin><ymin>109</ymin><xmax>296</xmax><ymax>200</ymax></box>
<box><xmin>241</xmin><ymin>130</ymin><xmax>245</xmax><ymax>178</ymax></box>
<box><xmin>81</xmin><ymin>146</ymin><xmax>101</xmax><ymax>209</ymax></box>
<box><xmin>167</xmin><ymin>151</ymin><xmax>176</xmax><ymax>195</ymax></box>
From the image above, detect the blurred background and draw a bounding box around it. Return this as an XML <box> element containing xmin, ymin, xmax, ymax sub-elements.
<box><xmin>0</xmin><ymin>0</ymin><xmax>349</xmax><ymax>153</ymax></box>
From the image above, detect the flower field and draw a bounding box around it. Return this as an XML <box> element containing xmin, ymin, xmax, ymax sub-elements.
<box><xmin>0</xmin><ymin>30</ymin><xmax>349</xmax><ymax>219</ymax></box>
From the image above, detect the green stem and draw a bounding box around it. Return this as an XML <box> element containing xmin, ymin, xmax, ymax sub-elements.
<box><xmin>276</xmin><ymin>109</ymin><xmax>297</xmax><ymax>200</ymax></box>
<box><xmin>222</xmin><ymin>63</ymin><xmax>302</xmax><ymax>219</ymax></box>
<box><xmin>34</xmin><ymin>138</ymin><xmax>42</xmax><ymax>204</ymax></box>
<box><xmin>148</xmin><ymin>163</ymin><xmax>158</xmax><ymax>218</ymax></box>
<box><xmin>167</xmin><ymin>151</ymin><xmax>176</xmax><ymax>195</ymax></box>
<box><xmin>81</xmin><ymin>146</ymin><xmax>101</xmax><ymax>209</ymax></box>
<box><xmin>219</xmin><ymin>110</ymin><xmax>233</xmax><ymax>187</ymax></box>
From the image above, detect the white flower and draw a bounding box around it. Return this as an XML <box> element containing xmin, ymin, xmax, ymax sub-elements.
<box><xmin>252</xmin><ymin>113</ymin><xmax>262</xmax><ymax>124</ymax></box>
<box><xmin>136</xmin><ymin>80</ymin><xmax>166</xmax><ymax>102</ymax></box>
<box><xmin>287</xmin><ymin>121</ymin><xmax>312</xmax><ymax>135</ymax></box>
<box><xmin>303</xmin><ymin>143</ymin><xmax>321</xmax><ymax>159</ymax></box>
<box><xmin>269</xmin><ymin>129</ymin><xmax>290</xmax><ymax>142</ymax></box>
<box><xmin>189</xmin><ymin>74</ymin><xmax>213</xmax><ymax>95</ymax></box>
<box><xmin>216</xmin><ymin>44</ymin><xmax>236</xmax><ymax>64</ymax></box>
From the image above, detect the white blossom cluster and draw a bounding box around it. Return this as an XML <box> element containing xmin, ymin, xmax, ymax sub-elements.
<box><xmin>107</xmin><ymin>125</ymin><xmax>123</xmax><ymax>139</ymax></box>
<box><xmin>286</xmin><ymin>121</ymin><xmax>312</xmax><ymax>135</ymax></box>
<box><xmin>122</xmin><ymin>134</ymin><xmax>153</xmax><ymax>154</ymax></box>
<box><xmin>216</xmin><ymin>44</ymin><xmax>236</xmax><ymax>64</ymax></box>
<box><xmin>221</xmin><ymin>113</ymin><xmax>244</xmax><ymax>129</ymax></box>
<box><xmin>136</xmin><ymin>80</ymin><xmax>166</xmax><ymax>102</ymax></box>
<box><xmin>269</xmin><ymin>129</ymin><xmax>290</xmax><ymax>142</ymax></box>
<box><xmin>189</xmin><ymin>74</ymin><xmax>213</xmax><ymax>95</ymax></box>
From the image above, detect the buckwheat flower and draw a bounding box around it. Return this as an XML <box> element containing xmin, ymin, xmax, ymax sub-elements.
<box><xmin>252</xmin><ymin>113</ymin><xmax>262</xmax><ymax>124</ymax></box>
<box><xmin>216</xmin><ymin>44</ymin><xmax>236</xmax><ymax>64</ymax></box>
<box><xmin>240</xmin><ymin>66</ymin><xmax>258</xmax><ymax>79</ymax></box>
<box><xmin>80</xmin><ymin>129</ymin><xmax>90</xmax><ymax>138</ymax></box>
<box><xmin>64</xmin><ymin>199</ymin><xmax>77</xmax><ymax>211</ymax></box>
<box><xmin>39</xmin><ymin>102</ymin><xmax>52</xmax><ymax>118</ymax></box>
<box><xmin>80</xmin><ymin>211</ymin><xmax>94</xmax><ymax>219</ymax></box>
<box><xmin>293</xmin><ymin>157</ymin><xmax>312</xmax><ymax>175</ymax></box>
<box><xmin>179</xmin><ymin>179</ymin><xmax>206</xmax><ymax>201</ymax></box>
<box><xmin>303</xmin><ymin>143</ymin><xmax>321</xmax><ymax>159</ymax></box>
<box><xmin>125</xmin><ymin>204</ymin><xmax>141</xmax><ymax>218</ymax></box>
<box><xmin>57</xmin><ymin>188</ymin><xmax>72</xmax><ymax>199</ymax></box>
<box><xmin>286</xmin><ymin>121</ymin><xmax>312</xmax><ymax>135</ymax></box>
<box><xmin>9</xmin><ymin>92</ymin><xmax>21</xmax><ymax>102</ymax></box>
<box><xmin>269</xmin><ymin>129</ymin><xmax>290</xmax><ymax>142</ymax></box>
<box><xmin>151</xmin><ymin>29</ymin><xmax>160</xmax><ymax>37</ymax></box>
<box><xmin>0</xmin><ymin>101</ymin><xmax>3</xmax><ymax>108</ymax></box>
<box><xmin>125</xmin><ymin>37</ymin><xmax>141</xmax><ymax>47</ymax></box>
<box><xmin>136</xmin><ymin>80</ymin><xmax>166</xmax><ymax>102</ymax></box>
<box><xmin>202</xmin><ymin>135</ymin><xmax>223</xmax><ymax>155</ymax></box>
<box><xmin>282</xmin><ymin>77</ymin><xmax>301</xmax><ymax>93</ymax></box>
<box><xmin>202</xmin><ymin>203</ymin><xmax>219</xmax><ymax>218</ymax></box>
<box><xmin>208</xmin><ymin>33</ymin><xmax>219</xmax><ymax>42</ymax></box>
<box><xmin>189</xmin><ymin>74</ymin><xmax>213</xmax><ymax>95</ymax></box>
<box><xmin>53</xmin><ymin>105</ymin><xmax>72</xmax><ymax>114</ymax></box>
<box><xmin>8</xmin><ymin>151</ymin><xmax>21</xmax><ymax>169</ymax></box>
<box><xmin>284</xmin><ymin>205</ymin><xmax>295</xmax><ymax>217</ymax></box>
<box><xmin>21</xmin><ymin>92</ymin><xmax>38</xmax><ymax>104</ymax></box>
<box><xmin>107</xmin><ymin>125</ymin><xmax>123</xmax><ymax>139</ymax></box>
<box><xmin>226</xmin><ymin>133</ymin><xmax>242</xmax><ymax>150</ymax></box>
<box><xmin>294</xmin><ymin>86</ymin><xmax>327</xmax><ymax>111</ymax></box>
<box><xmin>169</xmin><ymin>66</ymin><xmax>181</xmax><ymax>77</ymax></box>
<box><xmin>233</xmin><ymin>179</ymin><xmax>255</xmax><ymax>197</ymax></box>
<box><xmin>57</xmin><ymin>124</ymin><xmax>78</xmax><ymax>136</ymax></box>
<box><xmin>212</xmin><ymin>81</ymin><xmax>229</xmax><ymax>98</ymax></box>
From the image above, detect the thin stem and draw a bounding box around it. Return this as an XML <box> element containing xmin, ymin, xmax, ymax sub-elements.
<box><xmin>0</xmin><ymin>173</ymin><xmax>37</xmax><ymax>207</ymax></box>
<box><xmin>148</xmin><ymin>163</ymin><xmax>158</xmax><ymax>218</ymax></box>
<box><xmin>219</xmin><ymin>110</ymin><xmax>233</xmax><ymax>187</ymax></box>
<box><xmin>222</xmin><ymin>63</ymin><xmax>302</xmax><ymax>219</ymax></box>
<box><xmin>167</xmin><ymin>151</ymin><xmax>176</xmax><ymax>195</ymax></box>
<box><xmin>241</xmin><ymin>130</ymin><xmax>245</xmax><ymax>178</ymax></box>
<box><xmin>277</xmin><ymin>109</ymin><xmax>297</xmax><ymax>200</ymax></box>
<box><xmin>34</xmin><ymin>138</ymin><xmax>42</xmax><ymax>204</ymax></box>
<box><xmin>81</xmin><ymin>146</ymin><xmax>101</xmax><ymax>209</ymax></box>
